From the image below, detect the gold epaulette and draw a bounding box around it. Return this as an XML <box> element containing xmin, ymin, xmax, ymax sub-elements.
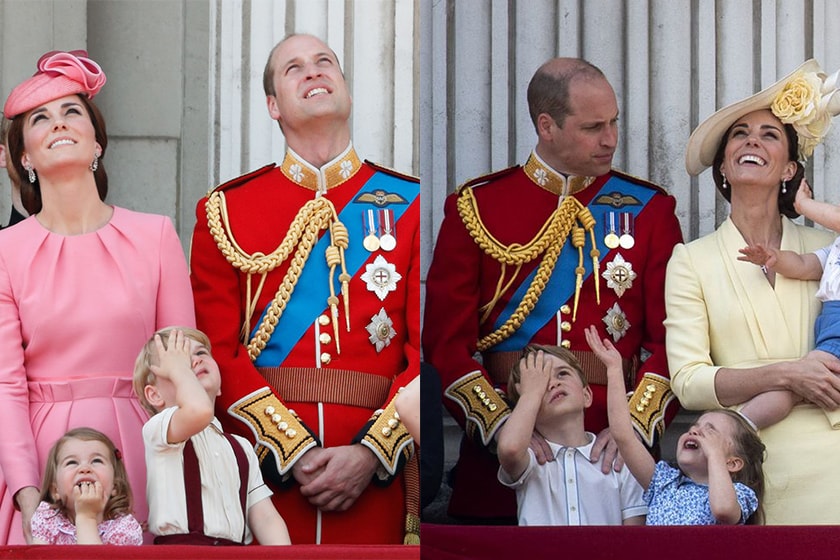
<box><xmin>359</xmin><ymin>394</ymin><xmax>414</xmax><ymax>477</ymax></box>
<box><xmin>627</xmin><ymin>373</ymin><xmax>675</xmax><ymax>447</ymax></box>
<box><xmin>444</xmin><ymin>371</ymin><xmax>510</xmax><ymax>447</ymax></box>
<box><xmin>364</xmin><ymin>160</ymin><xmax>419</xmax><ymax>183</ymax></box>
<box><xmin>455</xmin><ymin>165</ymin><xmax>521</xmax><ymax>193</ymax></box>
<box><xmin>204</xmin><ymin>163</ymin><xmax>276</xmax><ymax>197</ymax></box>
<box><xmin>228</xmin><ymin>388</ymin><xmax>318</xmax><ymax>474</ymax></box>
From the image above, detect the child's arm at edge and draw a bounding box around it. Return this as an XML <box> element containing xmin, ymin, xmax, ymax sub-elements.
<box><xmin>585</xmin><ymin>326</ymin><xmax>656</xmax><ymax>489</ymax></box>
<box><xmin>247</xmin><ymin>497</ymin><xmax>291</xmax><ymax>545</ymax></box>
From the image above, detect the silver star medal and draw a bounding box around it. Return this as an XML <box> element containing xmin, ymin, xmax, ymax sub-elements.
<box><xmin>366</xmin><ymin>308</ymin><xmax>397</xmax><ymax>352</ymax></box>
<box><xmin>361</xmin><ymin>255</ymin><xmax>402</xmax><ymax>301</ymax></box>
<box><xmin>601</xmin><ymin>254</ymin><xmax>637</xmax><ymax>297</ymax></box>
<box><xmin>603</xmin><ymin>302</ymin><xmax>630</xmax><ymax>342</ymax></box>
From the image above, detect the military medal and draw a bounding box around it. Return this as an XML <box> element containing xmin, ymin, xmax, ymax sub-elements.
<box><xmin>604</xmin><ymin>212</ymin><xmax>620</xmax><ymax>249</ymax></box>
<box><xmin>379</xmin><ymin>209</ymin><xmax>396</xmax><ymax>252</ymax></box>
<box><xmin>361</xmin><ymin>255</ymin><xmax>403</xmax><ymax>301</ymax></box>
<box><xmin>603</xmin><ymin>302</ymin><xmax>631</xmax><ymax>342</ymax></box>
<box><xmin>601</xmin><ymin>253</ymin><xmax>637</xmax><ymax>297</ymax></box>
<box><xmin>366</xmin><ymin>308</ymin><xmax>397</xmax><ymax>352</ymax></box>
<box><xmin>363</xmin><ymin>209</ymin><xmax>380</xmax><ymax>252</ymax></box>
<box><xmin>619</xmin><ymin>212</ymin><xmax>635</xmax><ymax>249</ymax></box>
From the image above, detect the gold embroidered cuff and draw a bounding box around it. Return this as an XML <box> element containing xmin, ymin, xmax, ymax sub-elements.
<box><xmin>444</xmin><ymin>371</ymin><xmax>510</xmax><ymax>447</ymax></box>
<box><xmin>360</xmin><ymin>396</ymin><xmax>414</xmax><ymax>477</ymax></box>
<box><xmin>228</xmin><ymin>388</ymin><xmax>318</xmax><ymax>475</ymax></box>
<box><xmin>628</xmin><ymin>373</ymin><xmax>675</xmax><ymax>447</ymax></box>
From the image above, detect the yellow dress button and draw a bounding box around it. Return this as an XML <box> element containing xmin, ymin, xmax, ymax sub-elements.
<box><xmin>264</xmin><ymin>406</ymin><xmax>276</xmax><ymax>416</ymax></box>
<box><xmin>561</xmin><ymin>321</ymin><xmax>572</xmax><ymax>332</ymax></box>
<box><xmin>473</xmin><ymin>385</ymin><xmax>482</xmax><ymax>394</ymax></box>
<box><xmin>277</xmin><ymin>421</ymin><xmax>289</xmax><ymax>431</ymax></box>
<box><xmin>393</xmin><ymin>411</ymin><xmax>400</xmax><ymax>421</ymax></box>
<box><xmin>319</xmin><ymin>333</ymin><xmax>332</xmax><ymax>345</ymax></box>
<box><xmin>561</xmin><ymin>340</ymin><xmax>571</xmax><ymax>349</ymax></box>
<box><xmin>285</xmin><ymin>428</ymin><xmax>297</xmax><ymax>439</ymax></box>
<box><xmin>271</xmin><ymin>413</ymin><xmax>282</xmax><ymax>423</ymax></box>
<box><xmin>479</xmin><ymin>391</ymin><xmax>486</xmax><ymax>400</ymax></box>
<box><xmin>489</xmin><ymin>404</ymin><xmax>497</xmax><ymax>412</ymax></box>
<box><xmin>647</xmin><ymin>384</ymin><xmax>656</xmax><ymax>392</ymax></box>
<box><xmin>320</xmin><ymin>352</ymin><xmax>331</xmax><ymax>364</ymax></box>
<box><xmin>381</xmin><ymin>427</ymin><xmax>392</xmax><ymax>437</ymax></box>
<box><xmin>561</xmin><ymin>305</ymin><xmax>571</xmax><ymax>314</ymax></box>
<box><xmin>318</xmin><ymin>314</ymin><xmax>331</xmax><ymax>326</ymax></box>
<box><xmin>388</xmin><ymin>418</ymin><xmax>399</xmax><ymax>429</ymax></box>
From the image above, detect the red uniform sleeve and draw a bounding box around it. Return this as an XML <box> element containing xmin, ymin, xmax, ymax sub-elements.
<box><xmin>423</xmin><ymin>191</ymin><xmax>510</xmax><ymax>446</ymax></box>
<box><xmin>190</xmin><ymin>194</ymin><xmax>318</xmax><ymax>478</ymax></box>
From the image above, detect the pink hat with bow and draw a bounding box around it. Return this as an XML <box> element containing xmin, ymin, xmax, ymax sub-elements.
<box><xmin>3</xmin><ymin>50</ymin><xmax>106</xmax><ymax>119</ymax></box>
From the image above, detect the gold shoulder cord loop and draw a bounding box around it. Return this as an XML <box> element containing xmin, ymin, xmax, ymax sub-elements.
<box><xmin>206</xmin><ymin>191</ymin><xmax>350</xmax><ymax>360</ymax></box>
<box><xmin>456</xmin><ymin>187</ymin><xmax>599</xmax><ymax>351</ymax></box>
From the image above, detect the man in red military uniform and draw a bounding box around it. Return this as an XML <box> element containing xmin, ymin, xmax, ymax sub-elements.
<box><xmin>190</xmin><ymin>34</ymin><xmax>419</xmax><ymax>544</ymax></box>
<box><xmin>423</xmin><ymin>58</ymin><xmax>683</xmax><ymax>522</ymax></box>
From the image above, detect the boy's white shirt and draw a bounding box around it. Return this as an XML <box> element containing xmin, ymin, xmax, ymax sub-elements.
<box><xmin>143</xmin><ymin>406</ymin><xmax>273</xmax><ymax>542</ymax></box>
<box><xmin>498</xmin><ymin>432</ymin><xmax>648</xmax><ymax>526</ymax></box>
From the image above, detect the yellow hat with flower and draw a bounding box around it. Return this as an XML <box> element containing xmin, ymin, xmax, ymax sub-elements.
<box><xmin>685</xmin><ymin>59</ymin><xmax>840</xmax><ymax>176</ymax></box>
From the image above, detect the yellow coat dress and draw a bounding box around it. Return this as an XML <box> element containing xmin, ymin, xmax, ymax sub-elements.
<box><xmin>665</xmin><ymin>216</ymin><xmax>840</xmax><ymax>524</ymax></box>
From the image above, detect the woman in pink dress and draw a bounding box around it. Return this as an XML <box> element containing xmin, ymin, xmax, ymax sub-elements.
<box><xmin>0</xmin><ymin>50</ymin><xmax>195</xmax><ymax>544</ymax></box>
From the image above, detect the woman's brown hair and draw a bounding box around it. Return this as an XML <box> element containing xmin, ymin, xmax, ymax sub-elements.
<box><xmin>6</xmin><ymin>94</ymin><xmax>108</xmax><ymax>215</ymax></box>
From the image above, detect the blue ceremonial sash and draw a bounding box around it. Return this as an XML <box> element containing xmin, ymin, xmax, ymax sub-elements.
<box><xmin>489</xmin><ymin>175</ymin><xmax>656</xmax><ymax>351</ymax></box>
<box><xmin>252</xmin><ymin>172</ymin><xmax>418</xmax><ymax>366</ymax></box>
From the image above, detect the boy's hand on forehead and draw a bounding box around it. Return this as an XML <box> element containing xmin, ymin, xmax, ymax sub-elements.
<box><xmin>518</xmin><ymin>350</ymin><xmax>552</xmax><ymax>395</ymax></box>
<box><xmin>150</xmin><ymin>329</ymin><xmax>193</xmax><ymax>380</ymax></box>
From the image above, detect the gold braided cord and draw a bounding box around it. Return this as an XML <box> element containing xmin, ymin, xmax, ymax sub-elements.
<box><xmin>456</xmin><ymin>186</ymin><xmax>601</xmax><ymax>351</ymax></box>
<box><xmin>205</xmin><ymin>191</ymin><xmax>344</xmax><ymax>361</ymax></box>
<box><xmin>576</xmin><ymin>207</ymin><xmax>601</xmax><ymax>304</ymax></box>
<box><xmin>457</xmin><ymin>187</ymin><xmax>565</xmax><ymax>265</ymax></box>
<box><xmin>457</xmin><ymin>191</ymin><xmax>581</xmax><ymax>352</ymax></box>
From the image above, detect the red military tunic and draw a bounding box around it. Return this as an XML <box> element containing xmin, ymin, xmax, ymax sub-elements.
<box><xmin>190</xmin><ymin>145</ymin><xmax>420</xmax><ymax>544</ymax></box>
<box><xmin>423</xmin><ymin>151</ymin><xmax>683</xmax><ymax>520</ymax></box>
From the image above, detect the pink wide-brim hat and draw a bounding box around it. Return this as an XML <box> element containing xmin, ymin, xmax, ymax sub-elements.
<box><xmin>3</xmin><ymin>50</ymin><xmax>106</xmax><ymax>119</ymax></box>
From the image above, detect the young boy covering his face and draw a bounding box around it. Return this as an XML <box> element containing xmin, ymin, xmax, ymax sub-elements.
<box><xmin>497</xmin><ymin>345</ymin><xmax>647</xmax><ymax>526</ymax></box>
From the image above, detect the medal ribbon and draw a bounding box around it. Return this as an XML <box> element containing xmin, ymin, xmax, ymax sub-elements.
<box><xmin>489</xmin><ymin>175</ymin><xmax>655</xmax><ymax>351</ymax></box>
<box><xmin>252</xmin><ymin>171</ymin><xmax>419</xmax><ymax>366</ymax></box>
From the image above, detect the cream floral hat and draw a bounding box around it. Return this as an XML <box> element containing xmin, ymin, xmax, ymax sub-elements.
<box><xmin>685</xmin><ymin>59</ymin><xmax>840</xmax><ymax>176</ymax></box>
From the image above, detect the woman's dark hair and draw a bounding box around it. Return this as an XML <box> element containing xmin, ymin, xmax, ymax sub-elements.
<box><xmin>711</xmin><ymin>118</ymin><xmax>802</xmax><ymax>219</ymax></box>
<box><xmin>7</xmin><ymin>94</ymin><xmax>108</xmax><ymax>215</ymax></box>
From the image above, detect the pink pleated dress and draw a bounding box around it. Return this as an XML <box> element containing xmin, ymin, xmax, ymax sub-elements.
<box><xmin>0</xmin><ymin>206</ymin><xmax>195</xmax><ymax>544</ymax></box>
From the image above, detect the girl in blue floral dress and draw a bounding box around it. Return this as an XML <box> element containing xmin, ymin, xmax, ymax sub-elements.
<box><xmin>586</xmin><ymin>326</ymin><xmax>766</xmax><ymax>524</ymax></box>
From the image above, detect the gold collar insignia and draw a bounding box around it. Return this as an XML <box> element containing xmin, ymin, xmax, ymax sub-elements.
<box><xmin>280</xmin><ymin>144</ymin><xmax>362</xmax><ymax>194</ymax></box>
<box><xmin>523</xmin><ymin>152</ymin><xmax>594</xmax><ymax>196</ymax></box>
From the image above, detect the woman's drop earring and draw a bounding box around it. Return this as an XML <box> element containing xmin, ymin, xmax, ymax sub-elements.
<box><xmin>721</xmin><ymin>174</ymin><xmax>728</xmax><ymax>190</ymax></box>
<box><xmin>25</xmin><ymin>164</ymin><xmax>36</xmax><ymax>184</ymax></box>
<box><xmin>782</xmin><ymin>180</ymin><xmax>788</xmax><ymax>195</ymax></box>
<box><xmin>90</xmin><ymin>153</ymin><xmax>99</xmax><ymax>172</ymax></box>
